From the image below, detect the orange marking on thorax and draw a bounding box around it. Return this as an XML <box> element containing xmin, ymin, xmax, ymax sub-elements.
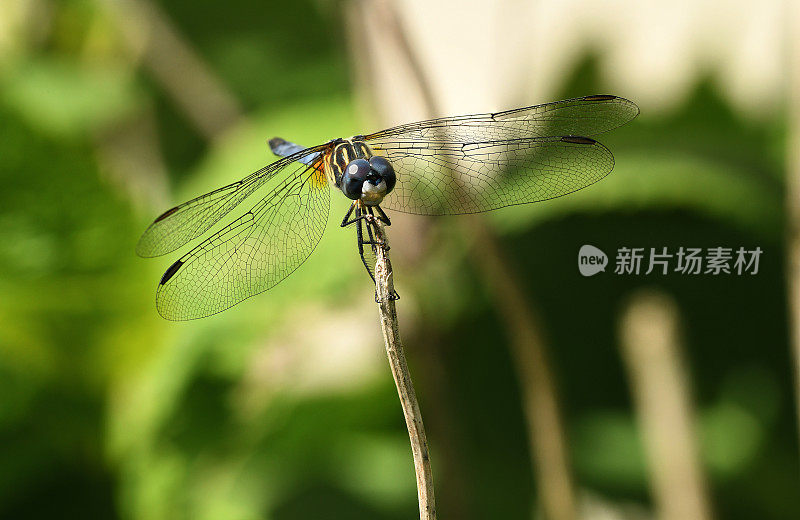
<box><xmin>311</xmin><ymin>153</ymin><xmax>333</xmax><ymax>189</ymax></box>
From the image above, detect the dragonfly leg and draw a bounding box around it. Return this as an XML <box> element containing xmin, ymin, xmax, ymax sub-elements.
<box><xmin>346</xmin><ymin>203</ymin><xmax>399</xmax><ymax>301</ymax></box>
<box><xmin>364</xmin><ymin>209</ymin><xmax>399</xmax><ymax>301</ymax></box>
<box><xmin>361</xmin><ymin>207</ymin><xmax>388</xmax><ymax>249</ymax></box>
<box><xmin>341</xmin><ymin>201</ymin><xmax>364</xmax><ymax>227</ymax></box>
<box><xmin>353</xmin><ymin>210</ymin><xmax>400</xmax><ymax>301</ymax></box>
<box><xmin>341</xmin><ymin>202</ymin><xmax>391</xmax><ymax>229</ymax></box>
<box><xmin>347</xmin><ymin>204</ymin><xmax>379</xmax><ymax>283</ymax></box>
<box><xmin>364</xmin><ymin>210</ymin><xmax>379</xmax><ymax>245</ymax></box>
<box><xmin>355</xmin><ymin>215</ymin><xmax>377</xmax><ymax>284</ymax></box>
<box><xmin>373</xmin><ymin>205</ymin><xmax>391</xmax><ymax>226</ymax></box>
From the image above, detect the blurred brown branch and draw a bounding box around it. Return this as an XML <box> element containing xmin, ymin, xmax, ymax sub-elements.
<box><xmin>98</xmin><ymin>0</ymin><xmax>243</xmax><ymax>141</ymax></box>
<box><xmin>470</xmin><ymin>225</ymin><xmax>576</xmax><ymax>520</ymax></box>
<box><xmin>373</xmin><ymin>220</ymin><xmax>436</xmax><ymax>520</ymax></box>
<box><xmin>619</xmin><ymin>290</ymin><xmax>713</xmax><ymax>520</ymax></box>
<box><xmin>95</xmin><ymin>0</ymin><xmax>246</xmax><ymax>210</ymax></box>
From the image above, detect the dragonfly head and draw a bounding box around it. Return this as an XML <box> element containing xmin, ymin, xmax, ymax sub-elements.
<box><xmin>341</xmin><ymin>156</ymin><xmax>396</xmax><ymax>206</ymax></box>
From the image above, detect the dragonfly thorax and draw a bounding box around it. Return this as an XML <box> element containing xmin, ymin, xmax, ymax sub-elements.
<box><xmin>330</xmin><ymin>139</ymin><xmax>396</xmax><ymax>206</ymax></box>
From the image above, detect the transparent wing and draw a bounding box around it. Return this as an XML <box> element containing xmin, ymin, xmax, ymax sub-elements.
<box><xmin>136</xmin><ymin>145</ymin><xmax>328</xmax><ymax>257</ymax></box>
<box><xmin>155</xmin><ymin>160</ymin><xmax>331</xmax><ymax>320</ymax></box>
<box><xmin>369</xmin><ymin>135</ymin><xmax>615</xmax><ymax>215</ymax></box>
<box><xmin>362</xmin><ymin>95</ymin><xmax>638</xmax><ymax>142</ymax></box>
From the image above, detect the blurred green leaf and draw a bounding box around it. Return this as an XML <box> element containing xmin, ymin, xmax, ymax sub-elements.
<box><xmin>1</xmin><ymin>57</ymin><xmax>141</xmax><ymax>138</ymax></box>
<box><xmin>492</xmin><ymin>150</ymin><xmax>782</xmax><ymax>240</ymax></box>
<box><xmin>572</xmin><ymin>411</ymin><xmax>647</xmax><ymax>491</ymax></box>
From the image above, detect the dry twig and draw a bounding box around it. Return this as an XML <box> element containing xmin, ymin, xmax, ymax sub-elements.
<box><xmin>372</xmin><ymin>219</ymin><xmax>436</xmax><ymax>520</ymax></box>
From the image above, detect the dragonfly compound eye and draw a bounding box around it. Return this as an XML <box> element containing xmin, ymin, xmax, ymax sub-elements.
<box><xmin>369</xmin><ymin>156</ymin><xmax>396</xmax><ymax>194</ymax></box>
<box><xmin>342</xmin><ymin>159</ymin><xmax>370</xmax><ymax>200</ymax></box>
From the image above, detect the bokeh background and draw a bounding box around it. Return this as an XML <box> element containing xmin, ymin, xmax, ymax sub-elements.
<box><xmin>1</xmin><ymin>0</ymin><xmax>798</xmax><ymax>519</ymax></box>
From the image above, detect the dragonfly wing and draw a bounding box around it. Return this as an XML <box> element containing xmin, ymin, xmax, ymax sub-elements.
<box><xmin>155</xmin><ymin>160</ymin><xmax>331</xmax><ymax>320</ymax></box>
<box><xmin>136</xmin><ymin>145</ymin><xmax>327</xmax><ymax>257</ymax></box>
<box><xmin>363</xmin><ymin>95</ymin><xmax>638</xmax><ymax>142</ymax></box>
<box><xmin>369</xmin><ymin>135</ymin><xmax>614</xmax><ymax>215</ymax></box>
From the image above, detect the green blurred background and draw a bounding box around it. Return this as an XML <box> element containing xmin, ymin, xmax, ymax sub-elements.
<box><xmin>1</xmin><ymin>0</ymin><xmax>797</xmax><ymax>519</ymax></box>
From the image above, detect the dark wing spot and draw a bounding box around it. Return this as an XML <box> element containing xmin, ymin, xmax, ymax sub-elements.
<box><xmin>583</xmin><ymin>94</ymin><xmax>617</xmax><ymax>102</ymax></box>
<box><xmin>561</xmin><ymin>136</ymin><xmax>597</xmax><ymax>145</ymax></box>
<box><xmin>160</xmin><ymin>260</ymin><xmax>183</xmax><ymax>285</ymax></box>
<box><xmin>154</xmin><ymin>206</ymin><xmax>179</xmax><ymax>223</ymax></box>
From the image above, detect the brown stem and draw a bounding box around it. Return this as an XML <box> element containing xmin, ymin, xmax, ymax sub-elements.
<box><xmin>618</xmin><ymin>290</ymin><xmax>713</xmax><ymax>520</ymax></box>
<box><xmin>372</xmin><ymin>220</ymin><xmax>436</xmax><ymax>520</ymax></box>
<box><xmin>470</xmin><ymin>220</ymin><xmax>577</xmax><ymax>520</ymax></box>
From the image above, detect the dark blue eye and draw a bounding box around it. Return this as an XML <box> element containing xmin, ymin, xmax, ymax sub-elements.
<box><xmin>369</xmin><ymin>156</ymin><xmax>396</xmax><ymax>193</ymax></box>
<box><xmin>341</xmin><ymin>159</ymin><xmax>370</xmax><ymax>200</ymax></box>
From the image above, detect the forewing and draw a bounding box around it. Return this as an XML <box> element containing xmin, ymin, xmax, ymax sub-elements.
<box><xmin>136</xmin><ymin>145</ymin><xmax>327</xmax><ymax>257</ymax></box>
<box><xmin>370</xmin><ymin>136</ymin><xmax>614</xmax><ymax>215</ymax></box>
<box><xmin>363</xmin><ymin>95</ymin><xmax>638</xmax><ymax>142</ymax></box>
<box><xmin>155</xmin><ymin>160</ymin><xmax>331</xmax><ymax>320</ymax></box>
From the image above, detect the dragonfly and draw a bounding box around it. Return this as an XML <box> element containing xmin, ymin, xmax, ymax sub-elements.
<box><xmin>137</xmin><ymin>94</ymin><xmax>639</xmax><ymax>320</ymax></box>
